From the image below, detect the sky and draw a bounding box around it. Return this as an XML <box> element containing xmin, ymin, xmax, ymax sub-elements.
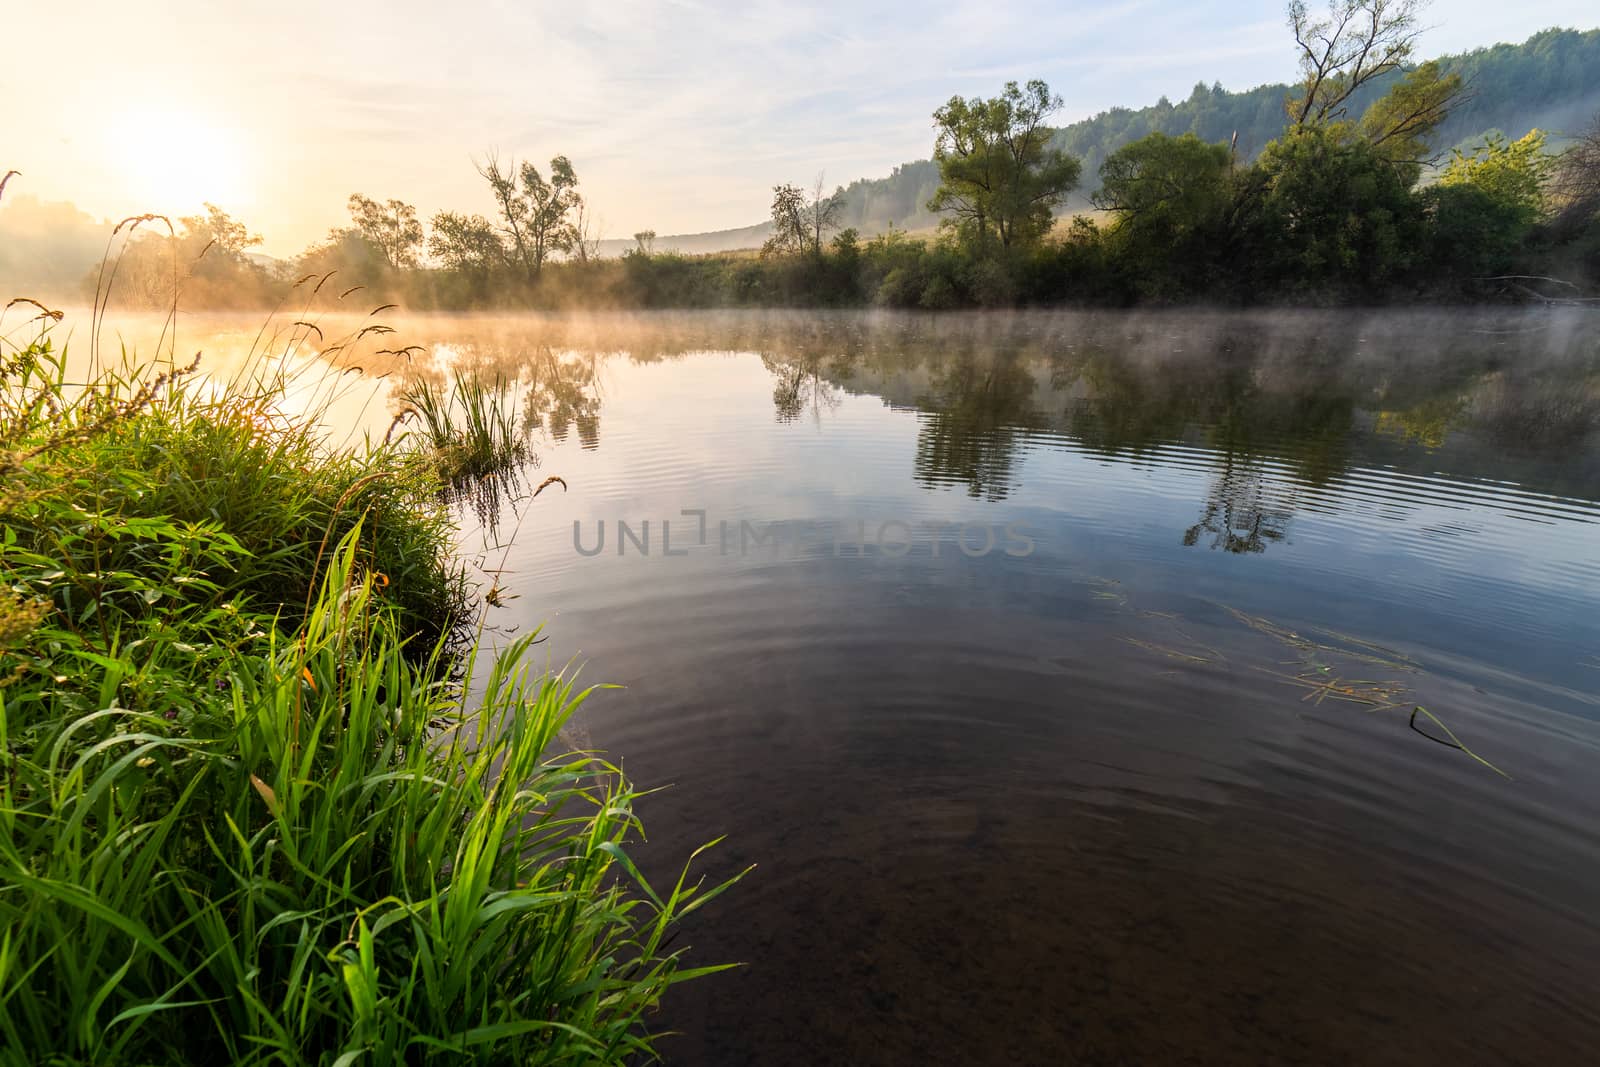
<box><xmin>4</xmin><ymin>0</ymin><xmax>1597</xmax><ymax>256</ymax></box>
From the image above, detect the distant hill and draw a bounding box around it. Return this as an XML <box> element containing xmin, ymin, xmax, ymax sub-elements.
<box><xmin>637</xmin><ymin>26</ymin><xmax>1600</xmax><ymax>255</ymax></box>
<box><xmin>595</xmin><ymin>221</ymin><xmax>770</xmax><ymax>258</ymax></box>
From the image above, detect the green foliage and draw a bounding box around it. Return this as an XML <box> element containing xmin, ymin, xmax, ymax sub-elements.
<box><xmin>819</xmin><ymin>28</ymin><xmax>1600</xmax><ymax>234</ymax></box>
<box><xmin>1096</xmin><ymin>133</ymin><xmax>1233</xmax><ymax>225</ymax></box>
<box><xmin>929</xmin><ymin>80</ymin><xmax>1082</xmax><ymax>250</ymax></box>
<box><xmin>395</xmin><ymin>371</ymin><xmax>536</xmax><ymax>521</ymax></box>
<box><xmin>0</xmin><ymin>328</ymin><xmax>743</xmax><ymax>1064</ymax></box>
<box><xmin>2</xmin><ymin>346</ymin><xmax>465</xmax><ymax>651</ymax></box>
<box><xmin>1</xmin><ymin>537</ymin><xmax>740</xmax><ymax>1065</ymax></box>
<box><xmin>1420</xmin><ymin>183</ymin><xmax>1533</xmax><ymax>282</ymax></box>
<box><xmin>1355</xmin><ymin>61</ymin><xmax>1466</xmax><ymax>176</ymax></box>
<box><xmin>1094</xmin><ymin>132</ymin><xmax>1233</xmax><ymax>298</ymax></box>
<box><xmin>1440</xmin><ymin>129</ymin><xmax>1555</xmax><ymax>225</ymax></box>
<box><xmin>1236</xmin><ymin>125</ymin><xmax>1426</xmax><ymax>298</ymax></box>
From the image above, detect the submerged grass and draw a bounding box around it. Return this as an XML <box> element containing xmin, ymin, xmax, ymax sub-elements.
<box><xmin>0</xmin><ymin>312</ymin><xmax>744</xmax><ymax>1063</ymax></box>
<box><xmin>1092</xmin><ymin>582</ymin><xmax>1507</xmax><ymax>777</ymax></box>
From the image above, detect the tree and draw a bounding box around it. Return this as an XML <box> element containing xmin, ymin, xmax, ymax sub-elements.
<box><xmin>1355</xmin><ymin>60</ymin><xmax>1468</xmax><ymax>173</ymax></box>
<box><xmin>762</xmin><ymin>183</ymin><xmax>806</xmax><ymax>256</ymax></box>
<box><xmin>760</xmin><ymin>177</ymin><xmax>843</xmax><ymax>256</ymax></box>
<box><xmin>1418</xmin><ymin>128</ymin><xmax>1556</xmax><ymax>283</ymax></box>
<box><xmin>1093</xmin><ymin>133</ymin><xmax>1233</xmax><ymax>296</ymax></box>
<box><xmin>298</xmin><ymin>227</ymin><xmax>389</xmax><ymax>291</ymax></box>
<box><xmin>1094</xmin><ymin>133</ymin><xmax>1232</xmax><ymax>231</ymax></box>
<box><xmin>632</xmin><ymin>230</ymin><xmax>656</xmax><ymax>255</ymax></box>
<box><xmin>93</xmin><ymin>205</ymin><xmax>271</xmax><ymax>310</ymax></box>
<box><xmin>1421</xmin><ymin>183</ymin><xmax>1533</xmax><ymax>280</ymax></box>
<box><xmin>477</xmin><ymin>154</ymin><xmax>582</xmax><ymax>280</ymax></box>
<box><xmin>347</xmin><ymin>194</ymin><xmax>423</xmax><ymax>269</ymax></box>
<box><xmin>180</xmin><ymin>203</ymin><xmax>261</xmax><ymax>258</ymax></box>
<box><xmin>571</xmin><ymin>202</ymin><xmax>602</xmax><ymax>264</ymax></box>
<box><xmin>1235</xmin><ymin>124</ymin><xmax>1425</xmax><ymax>296</ymax></box>
<box><xmin>807</xmin><ymin>175</ymin><xmax>845</xmax><ymax>254</ymax></box>
<box><xmin>1286</xmin><ymin>0</ymin><xmax>1430</xmax><ymax>129</ymax></box>
<box><xmin>428</xmin><ymin>211</ymin><xmax>504</xmax><ymax>282</ymax></box>
<box><xmin>928</xmin><ymin>80</ymin><xmax>1081</xmax><ymax>249</ymax></box>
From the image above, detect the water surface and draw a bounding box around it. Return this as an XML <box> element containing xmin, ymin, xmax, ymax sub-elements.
<box><xmin>165</xmin><ymin>308</ymin><xmax>1600</xmax><ymax>1062</ymax></box>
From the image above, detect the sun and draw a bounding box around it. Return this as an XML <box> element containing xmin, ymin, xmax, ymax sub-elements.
<box><xmin>106</xmin><ymin>103</ymin><xmax>250</xmax><ymax>215</ymax></box>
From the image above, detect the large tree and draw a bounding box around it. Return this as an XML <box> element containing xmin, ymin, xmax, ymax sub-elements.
<box><xmin>1355</xmin><ymin>62</ymin><xmax>1466</xmax><ymax>170</ymax></box>
<box><xmin>346</xmin><ymin>194</ymin><xmax>423</xmax><ymax>269</ymax></box>
<box><xmin>1093</xmin><ymin>133</ymin><xmax>1233</xmax><ymax>296</ymax></box>
<box><xmin>98</xmin><ymin>205</ymin><xmax>270</xmax><ymax>310</ymax></box>
<box><xmin>1235</xmin><ymin>124</ymin><xmax>1425</xmax><ymax>296</ymax></box>
<box><xmin>181</xmin><ymin>203</ymin><xmax>262</xmax><ymax>258</ymax></box>
<box><xmin>927</xmin><ymin>80</ymin><xmax>1081</xmax><ymax>249</ymax></box>
<box><xmin>1286</xmin><ymin>0</ymin><xmax>1430</xmax><ymax>129</ymax></box>
<box><xmin>1094</xmin><ymin>133</ymin><xmax>1232</xmax><ymax>230</ymax></box>
<box><xmin>477</xmin><ymin>154</ymin><xmax>582</xmax><ymax>280</ymax></box>
<box><xmin>1285</xmin><ymin>2</ymin><xmax>1464</xmax><ymax>178</ymax></box>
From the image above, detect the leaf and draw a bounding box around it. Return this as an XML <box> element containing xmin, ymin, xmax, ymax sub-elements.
<box><xmin>250</xmin><ymin>774</ymin><xmax>279</xmax><ymax>816</ymax></box>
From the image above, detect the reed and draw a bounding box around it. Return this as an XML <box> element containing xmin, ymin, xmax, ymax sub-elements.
<box><xmin>396</xmin><ymin>369</ymin><xmax>538</xmax><ymax>526</ymax></box>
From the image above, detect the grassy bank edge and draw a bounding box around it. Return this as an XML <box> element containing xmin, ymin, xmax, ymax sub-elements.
<box><xmin>0</xmin><ymin>321</ymin><xmax>744</xmax><ymax>1064</ymax></box>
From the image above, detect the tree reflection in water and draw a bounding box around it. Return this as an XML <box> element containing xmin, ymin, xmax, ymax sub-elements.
<box><xmin>373</xmin><ymin>310</ymin><xmax>1599</xmax><ymax>554</ymax></box>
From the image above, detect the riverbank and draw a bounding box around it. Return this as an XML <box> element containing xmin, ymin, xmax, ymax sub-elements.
<box><xmin>0</xmin><ymin>316</ymin><xmax>739</xmax><ymax>1063</ymax></box>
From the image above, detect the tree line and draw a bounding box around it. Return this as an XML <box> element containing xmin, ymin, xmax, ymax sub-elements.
<box><xmin>823</xmin><ymin>23</ymin><xmax>1600</xmax><ymax>235</ymax></box>
<box><xmin>90</xmin><ymin>0</ymin><xmax>1600</xmax><ymax>312</ymax></box>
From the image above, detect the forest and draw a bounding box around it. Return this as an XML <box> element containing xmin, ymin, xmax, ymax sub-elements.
<box><xmin>12</xmin><ymin>10</ymin><xmax>1600</xmax><ymax>311</ymax></box>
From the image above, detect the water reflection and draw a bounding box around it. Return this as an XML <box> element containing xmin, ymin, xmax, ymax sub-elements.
<box><xmin>1182</xmin><ymin>454</ymin><xmax>1293</xmax><ymax>553</ymax></box>
<box><xmin>911</xmin><ymin>352</ymin><xmax>1044</xmax><ymax>501</ymax></box>
<box><xmin>378</xmin><ymin>309</ymin><xmax>1597</xmax><ymax>557</ymax></box>
<box><xmin>391</xmin><ymin>340</ymin><xmax>604</xmax><ymax>529</ymax></box>
<box><xmin>172</xmin><ymin>307</ymin><xmax>1600</xmax><ymax>1063</ymax></box>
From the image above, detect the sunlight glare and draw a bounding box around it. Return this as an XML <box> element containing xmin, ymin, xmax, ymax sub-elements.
<box><xmin>106</xmin><ymin>104</ymin><xmax>250</xmax><ymax>214</ymax></box>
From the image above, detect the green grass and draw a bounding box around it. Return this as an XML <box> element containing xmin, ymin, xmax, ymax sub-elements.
<box><xmin>396</xmin><ymin>371</ymin><xmax>532</xmax><ymax>484</ymax></box>
<box><xmin>394</xmin><ymin>371</ymin><xmax>535</xmax><ymax>525</ymax></box>
<box><xmin>0</xmin><ymin>321</ymin><xmax>744</xmax><ymax>1064</ymax></box>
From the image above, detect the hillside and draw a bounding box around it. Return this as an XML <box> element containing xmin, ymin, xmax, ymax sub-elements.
<box><xmin>640</xmin><ymin>26</ymin><xmax>1600</xmax><ymax>254</ymax></box>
